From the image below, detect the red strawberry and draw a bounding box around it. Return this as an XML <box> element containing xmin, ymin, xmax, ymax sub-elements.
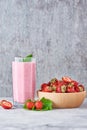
<box><xmin>71</xmin><ymin>80</ymin><xmax>79</xmax><ymax>87</ymax></box>
<box><xmin>1</xmin><ymin>100</ymin><xmax>13</xmax><ymax>109</ymax></box>
<box><xmin>50</xmin><ymin>78</ymin><xmax>59</xmax><ymax>86</ymax></box>
<box><xmin>78</xmin><ymin>85</ymin><xmax>84</xmax><ymax>92</ymax></box>
<box><xmin>75</xmin><ymin>86</ymin><xmax>80</xmax><ymax>92</ymax></box>
<box><xmin>42</xmin><ymin>86</ymin><xmax>53</xmax><ymax>92</ymax></box>
<box><xmin>56</xmin><ymin>86</ymin><xmax>61</xmax><ymax>93</ymax></box>
<box><xmin>62</xmin><ymin>76</ymin><xmax>72</xmax><ymax>83</ymax></box>
<box><xmin>26</xmin><ymin>101</ymin><xmax>35</xmax><ymax>109</ymax></box>
<box><xmin>49</xmin><ymin>79</ymin><xmax>59</xmax><ymax>91</ymax></box>
<box><xmin>58</xmin><ymin>80</ymin><xmax>67</xmax><ymax>87</ymax></box>
<box><xmin>35</xmin><ymin>101</ymin><xmax>43</xmax><ymax>110</ymax></box>
<box><xmin>47</xmin><ymin>81</ymin><xmax>51</xmax><ymax>86</ymax></box>
<box><xmin>41</xmin><ymin>83</ymin><xmax>48</xmax><ymax>91</ymax></box>
<box><xmin>51</xmin><ymin>85</ymin><xmax>57</xmax><ymax>91</ymax></box>
<box><xmin>50</xmin><ymin>78</ymin><xmax>58</xmax><ymax>84</ymax></box>
<box><xmin>66</xmin><ymin>86</ymin><xmax>76</xmax><ymax>93</ymax></box>
<box><xmin>56</xmin><ymin>85</ymin><xmax>66</xmax><ymax>93</ymax></box>
<box><xmin>50</xmin><ymin>82</ymin><xmax>59</xmax><ymax>91</ymax></box>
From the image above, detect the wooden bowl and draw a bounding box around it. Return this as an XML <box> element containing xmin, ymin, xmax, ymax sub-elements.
<box><xmin>37</xmin><ymin>91</ymin><xmax>86</xmax><ymax>108</ymax></box>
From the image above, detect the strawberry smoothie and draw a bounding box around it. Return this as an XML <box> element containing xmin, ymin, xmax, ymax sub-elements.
<box><xmin>12</xmin><ymin>59</ymin><xmax>36</xmax><ymax>104</ymax></box>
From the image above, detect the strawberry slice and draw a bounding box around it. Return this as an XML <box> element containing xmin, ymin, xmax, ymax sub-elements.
<box><xmin>62</xmin><ymin>76</ymin><xmax>72</xmax><ymax>83</ymax></box>
<box><xmin>1</xmin><ymin>100</ymin><xmax>13</xmax><ymax>109</ymax></box>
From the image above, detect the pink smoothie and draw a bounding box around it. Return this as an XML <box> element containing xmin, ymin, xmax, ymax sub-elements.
<box><xmin>12</xmin><ymin>61</ymin><xmax>36</xmax><ymax>103</ymax></box>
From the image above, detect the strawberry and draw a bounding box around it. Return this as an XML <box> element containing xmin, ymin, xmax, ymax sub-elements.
<box><xmin>56</xmin><ymin>80</ymin><xmax>67</xmax><ymax>93</ymax></box>
<box><xmin>1</xmin><ymin>100</ymin><xmax>13</xmax><ymax>109</ymax></box>
<box><xmin>71</xmin><ymin>80</ymin><xmax>79</xmax><ymax>87</ymax></box>
<box><xmin>49</xmin><ymin>79</ymin><xmax>58</xmax><ymax>91</ymax></box>
<box><xmin>50</xmin><ymin>78</ymin><xmax>58</xmax><ymax>84</ymax></box>
<box><xmin>66</xmin><ymin>86</ymin><xmax>76</xmax><ymax>93</ymax></box>
<box><xmin>41</xmin><ymin>83</ymin><xmax>48</xmax><ymax>91</ymax></box>
<box><xmin>56</xmin><ymin>86</ymin><xmax>61</xmax><ymax>93</ymax></box>
<box><xmin>56</xmin><ymin>85</ymin><xmax>66</xmax><ymax>93</ymax></box>
<box><xmin>42</xmin><ymin>86</ymin><xmax>53</xmax><ymax>92</ymax></box>
<box><xmin>51</xmin><ymin>85</ymin><xmax>57</xmax><ymax>91</ymax></box>
<box><xmin>40</xmin><ymin>76</ymin><xmax>85</xmax><ymax>93</ymax></box>
<box><xmin>50</xmin><ymin>82</ymin><xmax>58</xmax><ymax>87</ymax></box>
<box><xmin>58</xmin><ymin>80</ymin><xmax>67</xmax><ymax>87</ymax></box>
<box><xmin>75</xmin><ymin>86</ymin><xmax>80</xmax><ymax>92</ymax></box>
<box><xmin>78</xmin><ymin>85</ymin><xmax>84</xmax><ymax>92</ymax></box>
<box><xmin>26</xmin><ymin>101</ymin><xmax>35</xmax><ymax>109</ymax></box>
<box><xmin>35</xmin><ymin>101</ymin><xmax>43</xmax><ymax>110</ymax></box>
<box><xmin>47</xmin><ymin>81</ymin><xmax>51</xmax><ymax>86</ymax></box>
<box><xmin>62</xmin><ymin>76</ymin><xmax>72</xmax><ymax>83</ymax></box>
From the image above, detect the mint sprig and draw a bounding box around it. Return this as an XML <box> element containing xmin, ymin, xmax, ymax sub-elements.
<box><xmin>23</xmin><ymin>54</ymin><xmax>33</xmax><ymax>62</ymax></box>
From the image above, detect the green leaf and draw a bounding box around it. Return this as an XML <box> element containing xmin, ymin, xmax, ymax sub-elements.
<box><xmin>40</xmin><ymin>97</ymin><xmax>53</xmax><ymax>110</ymax></box>
<box><xmin>23</xmin><ymin>57</ymin><xmax>32</xmax><ymax>62</ymax></box>
<box><xmin>23</xmin><ymin>54</ymin><xmax>33</xmax><ymax>62</ymax></box>
<box><xmin>26</xmin><ymin>54</ymin><xmax>33</xmax><ymax>58</ymax></box>
<box><xmin>23</xmin><ymin>104</ymin><xmax>27</xmax><ymax>109</ymax></box>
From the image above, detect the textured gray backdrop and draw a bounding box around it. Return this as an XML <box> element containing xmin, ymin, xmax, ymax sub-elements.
<box><xmin>0</xmin><ymin>0</ymin><xmax>87</xmax><ymax>97</ymax></box>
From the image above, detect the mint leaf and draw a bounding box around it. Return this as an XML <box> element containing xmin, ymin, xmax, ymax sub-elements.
<box><xmin>26</xmin><ymin>54</ymin><xmax>33</xmax><ymax>58</ymax></box>
<box><xmin>40</xmin><ymin>97</ymin><xmax>53</xmax><ymax>110</ymax></box>
<box><xmin>23</xmin><ymin>54</ymin><xmax>33</xmax><ymax>62</ymax></box>
<box><xmin>23</xmin><ymin>57</ymin><xmax>32</xmax><ymax>62</ymax></box>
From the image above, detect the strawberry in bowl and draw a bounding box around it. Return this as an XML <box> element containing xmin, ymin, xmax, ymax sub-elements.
<box><xmin>37</xmin><ymin>76</ymin><xmax>86</xmax><ymax>108</ymax></box>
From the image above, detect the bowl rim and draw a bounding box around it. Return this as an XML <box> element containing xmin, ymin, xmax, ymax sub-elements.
<box><xmin>37</xmin><ymin>90</ymin><xmax>86</xmax><ymax>95</ymax></box>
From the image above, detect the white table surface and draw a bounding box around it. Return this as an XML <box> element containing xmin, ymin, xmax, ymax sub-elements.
<box><xmin>0</xmin><ymin>97</ymin><xmax>87</xmax><ymax>130</ymax></box>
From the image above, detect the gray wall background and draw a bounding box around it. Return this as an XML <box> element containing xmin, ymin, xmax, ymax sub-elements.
<box><xmin>0</xmin><ymin>0</ymin><xmax>87</xmax><ymax>97</ymax></box>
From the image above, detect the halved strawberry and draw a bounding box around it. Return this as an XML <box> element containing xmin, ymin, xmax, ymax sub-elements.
<box><xmin>1</xmin><ymin>100</ymin><xmax>13</xmax><ymax>109</ymax></box>
<box><xmin>62</xmin><ymin>76</ymin><xmax>72</xmax><ymax>83</ymax></box>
